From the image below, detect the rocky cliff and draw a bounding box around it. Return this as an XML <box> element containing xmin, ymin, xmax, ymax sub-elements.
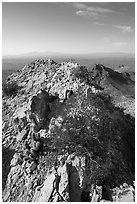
<box><xmin>2</xmin><ymin>59</ymin><xmax>135</xmax><ymax>202</ymax></box>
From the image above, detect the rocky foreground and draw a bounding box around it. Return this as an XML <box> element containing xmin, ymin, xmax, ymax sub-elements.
<box><xmin>2</xmin><ymin>59</ymin><xmax>135</xmax><ymax>202</ymax></box>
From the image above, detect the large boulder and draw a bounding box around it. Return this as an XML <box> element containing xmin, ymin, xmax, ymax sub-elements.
<box><xmin>30</xmin><ymin>90</ymin><xmax>57</xmax><ymax>131</ymax></box>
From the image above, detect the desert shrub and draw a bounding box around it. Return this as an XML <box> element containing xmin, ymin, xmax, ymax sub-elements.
<box><xmin>72</xmin><ymin>65</ymin><xmax>103</xmax><ymax>88</ymax></box>
<box><xmin>2</xmin><ymin>81</ymin><xmax>19</xmax><ymax>97</ymax></box>
<box><xmin>72</xmin><ymin>66</ymin><xmax>89</xmax><ymax>82</ymax></box>
<box><xmin>49</xmin><ymin>90</ymin><xmax>135</xmax><ymax>187</ymax></box>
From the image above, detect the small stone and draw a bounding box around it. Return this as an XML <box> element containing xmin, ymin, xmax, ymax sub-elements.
<box><xmin>34</xmin><ymin>141</ymin><xmax>42</xmax><ymax>151</ymax></box>
<box><xmin>30</xmin><ymin>161</ymin><xmax>37</xmax><ymax>172</ymax></box>
<box><xmin>17</xmin><ymin>129</ymin><xmax>28</xmax><ymax>141</ymax></box>
<box><xmin>39</xmin><ymin>129</ymin><xmax>47</xmax><ymax>138</ymax></box>
<box><xmin>10</xmin><ymin>153</ymin><xmax>23</xmax><ymax>167</ymax></box>
<box><xmin>26</xmin><ymin>161</ymin><xmax>31</xmax><ymax>168</ymax></box>
<box><xmin>123</xmin><ymin>183</ymin><xmax>128</xmax><ymax>189</ymax></box>
<box><xmin>26</xmin><ymin>167</ymin><xmax>31</xmax><ymax>174</ymax></box>
<box><xmin>2</xmin><ymin>122</ymin><xmax>8</xmax><ymax>131</ymax></box>
<box><xmin>21</xmin><ymin>161</ymin><xmax>26</xmax><ymax>169</ymax></box>
<box><xmin>24</xmin><ymin>140</ymin><xmax>30</xmax><ymax>150</ymax></box>
<box><xmin>24</xmin><ymin>149</ymin><xmax>30</xmax><ymax>157</ymax></box>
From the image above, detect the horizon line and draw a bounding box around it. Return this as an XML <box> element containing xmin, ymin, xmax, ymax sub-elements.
<box><xmin>2</xmin><ymin>51</ymin><xmax>135</xmax><ymax>58</ymax></box>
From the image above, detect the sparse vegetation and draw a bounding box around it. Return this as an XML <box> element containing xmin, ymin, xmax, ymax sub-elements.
<box><xmin>50</xmin><ymin>90</ymin><xmax>135</xmax><ymax>188</ymax></box>
<box><xmin>2</xmin><ymin>81</ymin><xmax>19</xmax><ymax>97</ymax></box>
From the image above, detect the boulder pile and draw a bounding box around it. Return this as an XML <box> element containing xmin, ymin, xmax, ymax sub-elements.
<box><xmin>2</xmin><ymin>59</ymin><xmax>135</xmax><ymax>202</ymax></box>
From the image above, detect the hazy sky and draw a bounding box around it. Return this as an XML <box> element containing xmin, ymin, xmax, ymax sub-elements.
<box><xmin>2</xmin><ymin>2</ymin><xmax>135</xmax><ymax>56</ymax></box>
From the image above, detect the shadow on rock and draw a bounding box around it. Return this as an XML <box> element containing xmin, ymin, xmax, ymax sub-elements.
<box><xmin>2</xmin><ymin>146</ymin><xmax>15</xmax><ymax>190</ymax></box>
<box><xmin>69</xmin><ymin>165</ymin><xmax>83</xmax><ymax>202</ymax></box>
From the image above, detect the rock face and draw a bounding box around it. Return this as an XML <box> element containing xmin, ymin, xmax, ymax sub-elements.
<box><xmin>30</xmin><ymin>90</ymin><xmax>57</xmax><ymax>131</ymax></box>
<box><xmin>2</xmin><ymin>59</ymin><xmax>135</xmax><ymax>202</ymax></box>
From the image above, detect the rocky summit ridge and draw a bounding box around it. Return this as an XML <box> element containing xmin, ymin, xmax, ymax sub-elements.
<box><xmin>2</xmin><ymin>59</ymin><xmax>135</xmax><ymax>202</ymax></box>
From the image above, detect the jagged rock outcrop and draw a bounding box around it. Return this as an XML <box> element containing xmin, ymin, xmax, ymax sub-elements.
<box><xmin>2</xmin><ymin>59</ymin><xmax>135</xmax><ymax>202</ymax></box>
<box><xmin>88</xmin><ymin>64</ymin><xmax>135</xmax><ymax>116</ymax></box>
<box><xmin>33</xmin><ymin>154</ymin><xmax>88</xmax><ymax>202</ymax></box>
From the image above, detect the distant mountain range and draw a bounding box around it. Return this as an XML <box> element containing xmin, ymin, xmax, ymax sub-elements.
<box><xmin>3</xmin><ymin>51</ymin><xmax>135</xmax><ymax>59</ymax></box>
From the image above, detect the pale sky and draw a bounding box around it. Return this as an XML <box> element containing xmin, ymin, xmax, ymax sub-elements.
<box><xmin>2</xmin><ymin>2</ymin><xmax>135</xmax><ymax>56</ymax></box>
